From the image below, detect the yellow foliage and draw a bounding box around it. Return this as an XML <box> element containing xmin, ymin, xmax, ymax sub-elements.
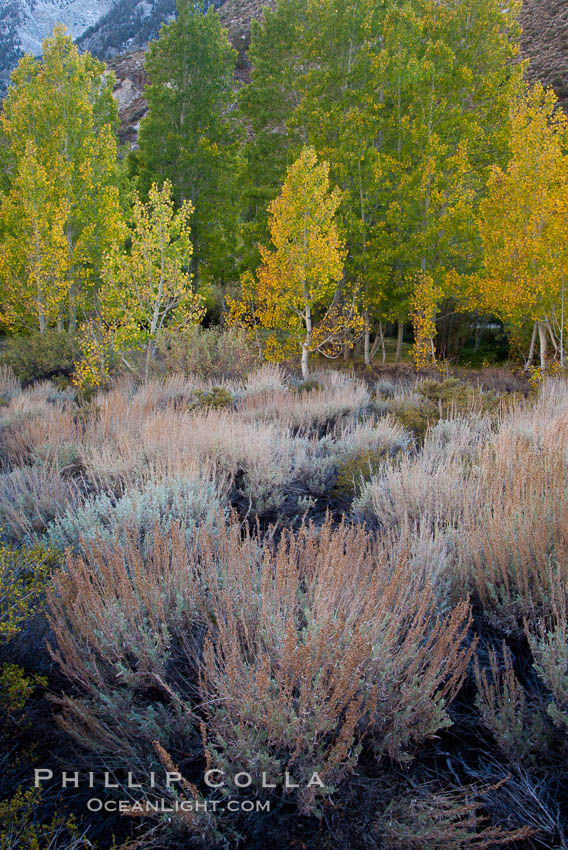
<box><xmin>479</xmin><ymin>84</ymin><xmax>568</xmax><ymax>362</ymax></box>
<box><xmin>0</xmin><ymin>26</ymin><xmax>122</xmax><ymax>333</ymax></box>
<box><xmin>75</xmin><ymin>181</ymin><xmax>205</xmax><ymax>386</ymax></box>
<box><xmin>230</xmin><ymin>147</ymin><xmax>362</xmax><ymax>376</ymax></box>
<box><xmin>410</xmin><ymin>272</ymin><xmax>440</xmax><ymax>371</ymax></box>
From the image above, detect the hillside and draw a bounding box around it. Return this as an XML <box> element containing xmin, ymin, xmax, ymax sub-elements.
<box><xmin>107</xmin><ymin>0</ymin><xmax>568</xmax><ymax>145</ymax></box>
<box><xmin>520</xmin><ymin>0</ymin><xmax>568</xmax><ymax>107</ymax></box>
<box><xmin>0</xmin><ymin>0</ymin><xmax>116</xmax><ymax>93</ymax></box>
<box><xmin>1</xmin><ymin>0</ymin><xmax>568</xmax><ymax>135</ymax></box>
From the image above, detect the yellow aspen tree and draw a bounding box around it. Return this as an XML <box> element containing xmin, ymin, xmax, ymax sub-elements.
<box><xmin>0</xmin><ymin>26</ymin><xmax>122</xmax><ymax>333</ymax></box>
<box><xmin>76</xmin><ymin>181</ymin><xmax>205</xmax><ymax>387</ymax></box>
<box><xmin>0</xmin><ymin>142</ymin><xmax>68</xmax><ymax>331</ymax></box>
<box><xmin>410</xmin><ymin>271</ymin><xmax>440</xmax><ymax>371</ymax></box>
<box><xmin>242</xmin><ymin>147</ymin><xmax>361</xmax><ymax>379</ymax></box>
<box><xmin>479</xmin><ymin>85</ymin><xmax>568</xmax><ymax>370</ymax></box>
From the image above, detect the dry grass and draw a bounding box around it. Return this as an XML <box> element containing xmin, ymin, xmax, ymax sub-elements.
<box><xmin>456</xmin><ymin>390</ymin><xmax>568</xmax><ymax>629</ymax></box>
<box><xmin>0</xmin><ymin>365</ymin><xmax>20</xmax><ymax>400</ymax></box>
<box><xmin>5</xmin><ymin>369</ymin><xmax>568</xmax><ymax>847</ymax></box>
<box><xmin>47</xmin><ymin>515</ymin><xmax>474</xmax><ymax>821</ymax></box>
<box><xmin>379</xmin><ymin>781</ymin><xmax>534</xmax><ymax>848</ymax></box>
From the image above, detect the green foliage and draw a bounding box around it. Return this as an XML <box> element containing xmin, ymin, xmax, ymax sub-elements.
<box><xmin>0</xmin><ymin>664</ymin><xmax>47</xmax><ymax>716</ymax></box>
<box><xmin>0</xmin><ymin>26</ymin><xmax>122</xmax><ymax>334</ymax></box>
<box><xmin>295</xmin><ymin>379</ymin><xmax>323</xmax><ymax>394</ymax></box>
<box><xmin>192</xmin><ymin>386</ymin><xmax>234</xmax><ymax>410</ymax></box>
<box><xmin>1</xmin><ymin>330</ymin><xmax>78</xmax><ymax>384</ymax></box>
<box><xmin>0</xmin><ymin>788</ymin><xmax>89</xmax><ymax>850</ymax></box>
<box><xmin>233</xmin><ymin>146</ymin><xmax>358</xmax><ymax>379</ymax></box>
<box><xmin>239</xmin><ymin>0</ymin><xmax>523</xmax><ymax>339</ymax></box>
<box><xmin>416</xmin><ymin>378</ymin><xmax>501</xmax><ymax>417</ymax></box>
<box><xmin>391</xmin><ymin>379</ymin><xmax>501</xmax><ymax>439</ymax></box>
<box><xmin>391</xmin><ymin>397</ymin><xmax>438</xmax><ymax>441</ymax></box>
<box><xmin>136</xmin><ymin>0</ymin><xmax>239</xmax><ymax>287</ymax></box>
<box><xmin>238</xmin><ymin>0</ymin><xmax>308</xmax><ymax>265</ymax></box>
<box><xmin>76</xmin><ymin>180</ymin><xmax>205</xmax><ymax>387</ymax></box>
<box><xmin>474</xmin><ymin>644</ymin><xmax>548</xmax><ymax>763</ymax></box>
<box><xmin>333</xmin><ymin>447</ymin><xmax>389</xmax><ymax>498</ymax></box>
<box><xmin>0</xmin><ymin>544</ymin><xmax>56</xmax><ymax>769</ymax></box>
<box><xmin>0</xmin><ymin>543</ymin><xmax>57</xmax><ymax>643</ymax></box>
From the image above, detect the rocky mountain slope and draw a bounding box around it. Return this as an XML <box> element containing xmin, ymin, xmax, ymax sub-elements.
<box><xmin>1</xmin><ymin>0</ymin><xmax>567</xmax><ymax>142</ymax></box>
<box><xmin>0</xmin><ymin>0</ymin><xmax>116</xmax><ymax>93</ymax></box>
<box><xmin>76</xmin><ymin>0</ymin><xmax>176</xmax><ymax>60</ymax></box>
<box><xmin>107</xmin><ymin>0</ymin><xmax>568</xmax><ymax>146</ymax></box>
<box><xmin>520</xmin><ymin>0</ymin><xmax>568</xmax><ymax>107</ymax></box>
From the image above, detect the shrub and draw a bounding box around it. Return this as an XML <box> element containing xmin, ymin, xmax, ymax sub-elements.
<box><xmin>354</xmin><ymin>452</ymin><xmax>470</xmax><ymax>531</ymax></box>
<box><xmin>527</xmin><ymin>587</ymin><xmax>568</xmax><ymax>731</ymax></box>
<box><xmin>0</xmin><ymin>544</ymin><xmax>58</xmax><ymax>797</ymax></box>
<box><xmin>156</xmin><ymin>325</ymin><xmax>259</xmax><ymax>380</ymax></box>
<box><xmin>199</xmin><ymin>519</ymin><xmax>472</xmax><ymax>786</ymax></box>
<box><xmin>129</xmin><ymin>408</ymin><xmax>333</xmax><ymax>517</ymax></box>
<box><xmin>376</xmin><ymin>378</ymin><xmax>398</xmax><ymax>398</ymax></box>
<box><xmin>244</xmin><ymin>363</ymin><xmax>288</xmax><ymax>396</ymax></box>
<box><xmin>48</xmin><ymin>525</ymin><xmax>202</xmax><ymax>767</ymax></box>
<box><xmin>295</xmin><ymin>378</ymin><xmax>322</xmax><ymax>393</ymax></box>
<box><xmin>457</xmin><ymin>421</ymin><xmax>568</xmax><ymax>630</ymax></box>
<box><xmin>48</xmin><ymin>517</ymin><xmax>474</xmax><ymax>835</ymax></box>
<box><xmin>0</xmin><ymin>543</ymin><xmax>55</xmax><ymax>643</ymax></box>
<box><xmin>0</xmin><ymin>788</ymin><xmax>90</xmax><ymax>850</ymax></box>
<box><xmin>378</xmin><ymin>782</ymin><xmax>534</xmax><ymax>848</ymax></box>
<box><xmin>391</xmin><ymin>380</ymin><xmax>502</xmax><ymax>442</ymax></box>
<box><xmin>0</xmin><ymin>365</ymin><xmax>20</xmax><ymax>402</ymax></box>
<box><xmin>333</xmin><ymin>447</ymin><xmax>390</xmax><ymax>497</ymax></box>
<box><xmin>197</xmin><ymin>519</ymin><xmax>473</xmax><ymax>810</ymax></box>
<box><xmin>46</xmin><ymin>476</ymin><xmax>224</xmax><ymax>554</ymax></box>
<box><xmin>422</xmin><ymin>416</ymin><xmax>492</xmax><ymax>462</ymax></box>
<box><xmin>0</xmin><ymin>468</ymin><xmax>80</xmax><ymax>544</ymax></box>
<box><xmin>192</xmin><ymin>386</ymin><xmax>234</xmax><ymax>410</ymax></box>
<box><xmin>237</xmin><ymin>374</ymin><xmax>370</xmax><ymax>431</ymax></box>
<box><xmin>415</xmin><ymin>378</ymin><xmax>501</xmax><ymax>418</ymax></box>
<box><xmin>0</xmin><ymin>663</ymin><xmax>47</xmax><ymax>716</ymax></box>
<box><xmin>1</xmin><ymin>330</ymin><xmax>78</xmax><ymax>384</ymax></box>
<box><xmin>474</xmin><ymin>643</ymin><xmax>545</xmax><ymax>762</ymax></box>
<box><xmin>391</xmin><ymin>396</ymin><xmax>437</xmax><ymax>441</ymax></box>
<box><xmin>0</xmin><ymin>385</ymin><xmax>78</xmax><ymax>467</ymax></box>
<box><xmin>332</xmin><ymin>419</ymin><xmax>411</xmax><ymax>497</ymax></box>
<box><xmin>32</xmin><ymin>442</ymin><xmax>83</xmax><ymax>475</ymax></box>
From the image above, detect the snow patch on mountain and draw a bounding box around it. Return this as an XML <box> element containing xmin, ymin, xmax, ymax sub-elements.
<box><xmin>13</xmin><ymin>0</ymin><xmax>115</xmax><ymax>56</ymax></box>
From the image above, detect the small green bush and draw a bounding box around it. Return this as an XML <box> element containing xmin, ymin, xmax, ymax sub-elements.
<box><xmin>392</xmin><ymin>379</ymin><xmax>501</xmax><ymax>440</ymax></box>
<box><xmin>333</xmin><ymin>448</ymin><xmax>388</xmax><ymax>497</ymax></box>
<box><xmin>416</xmin><ymin>378</ymin><xmax>501</xmax><ymax>418</ymax></box>
<box><xmin>1</xmin><ymin>330</ymin><xmax>78</xmax><ymax>385</ymax></box>
<box><xmin>33</xmin><ymin>442</ymin><xmax>83</xmax><ymax>475</ymax></box>
<box><xmin>192</xmin><ymin>386</ymin><xmax>234</xmax><ymax>409</ymax></box>
<box><xmin>0</xmin><ymin>543</ymin><xmax>57</xmax><ymax>644</ymax></box>
<box><xmin>0</xmin><ymin>544</ymin><xmax>58</xmax><ymax>754</ymax></box>
<box><xmin>0</xmin><ymin>788</ymin><xmax>89</xmax><ymax>850</ymax></box>
<box><xmin>391</xmin><ymin>398</ymin><xmax>437</xmax><ymax>440</ymax></box>
<box><xmin>295</xmin><ymin>378</ymin><xmax>322</xmax><ymax>394</ymax></box>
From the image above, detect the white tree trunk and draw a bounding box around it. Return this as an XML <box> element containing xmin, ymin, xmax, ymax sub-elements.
<box><xmin>301</xmin><ymin>345</ymin><xmax>310</xmax><ymax>380</ymax></box>
<box><xmin>537</xmin><ymin>321</ymin><xmax>548</xmax><ymax>370</ymax></box>
<box><xmin>302</xmin><ymin>302</ymin><xmax>312</xmax><ymax>380</ymax></box>
<box><xmin>526</xmin><ymin>321</ymin><xmax>538</xmax><ymax>369</ymax></box>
